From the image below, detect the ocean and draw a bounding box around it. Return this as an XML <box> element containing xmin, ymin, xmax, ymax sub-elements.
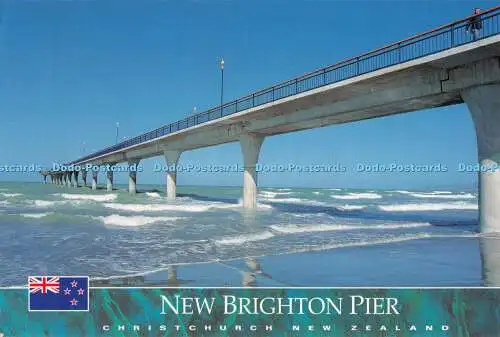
<box><xmin>0</xmin><ymin>182</ymin><xmax>493</xmax><ymax>287</ymax></box>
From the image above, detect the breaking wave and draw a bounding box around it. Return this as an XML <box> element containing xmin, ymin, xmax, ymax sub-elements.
<box><xmin>0</xmin><ymin>193</ymin><xmax>22</xmax><ymax>197</ymax></box>
<box><xmin>20</xmin><ymin>212</ymin><xmax>53</xmax><ymax>219</ymax></box>
<box><xmin>335</xmin><ymin>205</ymin><xmax>367</xmax><ymax>211</ymax></box>
<box><xmin>286</xmin><ymin>233</ymin><xmax>477</xmax><ymax>255</ymax></box>
<box><xmin>259</xmin><ymin>191</ymin><xmax>293</xmax><ymax>198</ymax></box>
<box><xmin>96</xmin><ymin>214</ymin><xmax>183</xmax><ymax>227</ymax></box>
<box><xmin>56</xmin><ymin>193</ymin><xmax>117</xmax><ymax>202</ymax></box>
<box><xmin>393</xmin><ymin>191</ymin><xmax>475</xmax><ymax>199</ymax></box>
<box><xmin>103</xmin><ymin>203</ymin><xmax>213</xmax><ymax>213</ymax></box>
<box><xmin>331</xmin><ymin>192</ymin><xmax>382</xmax><ymax>200</ymax></box>
<box><xmin>378</xmin><ymin>202</ymin><xmax>478</xmax><ymax>212</ymax></box>
<box><xmin>101</xmin><ymin>201</ymin><xmax>249</xmax><ymax>213</ymax></box>
<box><xmin>269</xmin><ymin>222</ymin><xmax>431</xmax><ymax>234</ymax></box>
<box><xmin>215</xmin><ymin>231</ymin><xmax>275</xmax><ymax>245</ymax></box>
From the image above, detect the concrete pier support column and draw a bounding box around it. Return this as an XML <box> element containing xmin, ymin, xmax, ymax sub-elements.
<box><xmin>128</xmin><ymin>160</ymin><xmax>140</xmax><ymax>194</ymax></box>
<box><xmin>43</xmin><ymin>175</ymin><xmax>47</xmax><ymax>184</ymax></box>
<box><xmin>92</xmin><ymin>170</ymin><xmax>98</xmax><ymax>190</ymax></box>
<box><xmin>66</xmin><ymin>173</ymin><xmax>72</xmax><ymax>187</ymax></box>
<box><xmin>81</xmin><ymin>170</ymin><xmax>87</xmax><ymax>187</ymax></box>
<box><xmin>462</xmin><ymin>84</ymin><xmax>500</xmax><ymax>233</ymax></box>
<box><xmin>239</xmin><ymin>133</ymin><xmax>265</xmax><ymax>209</ymax></box>
<box><xmin>106</xmin><ymin>169</ymin><xmax>113</xmax><ymax>192</ymax></box>
<box><xmin>73</xmin><ymin>171</ymin><xmax>79</xmax><ymax>188</ymax></box>
<box><xmin>164</xmin><ymin>150</ymin><xmax>182</xmax><ymax>200</ymax></box>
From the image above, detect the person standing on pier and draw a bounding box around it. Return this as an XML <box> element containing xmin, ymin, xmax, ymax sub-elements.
<box><xmin>466</xmin><ymin>8</ymin><xmax>482</xmax><ymax>40</ymax></box>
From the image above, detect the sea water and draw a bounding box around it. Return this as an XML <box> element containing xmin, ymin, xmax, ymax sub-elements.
<box><xmin>0</xmin><ymin>182</ymin><xmax>486</xmax><ymax>287</ymax></box>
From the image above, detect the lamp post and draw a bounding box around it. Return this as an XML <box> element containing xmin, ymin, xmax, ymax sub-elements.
<box><xmin>220</xmin><ymin>58</ymin><xmax>224</xmax><ymax>116</ymax></box>
<box><xmin>115</xmin><ymin>122</ymin><xmax>119</xmax><ymax>144</ymax></box>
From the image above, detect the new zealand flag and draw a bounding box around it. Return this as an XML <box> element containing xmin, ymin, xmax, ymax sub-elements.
<box><xmin>28</xmin><ymin>276</ymin><xmax>89</xmax><ymax>311</ymax></box>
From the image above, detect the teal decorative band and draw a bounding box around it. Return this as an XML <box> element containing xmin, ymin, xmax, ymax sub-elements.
<box><xmin>0</xmin><ymin>288</ymin><xmax>499</xmax><ymax>336</ymax></box>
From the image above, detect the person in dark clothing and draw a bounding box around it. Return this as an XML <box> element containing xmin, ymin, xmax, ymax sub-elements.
<box><xmin>466</xmin><ymin>8</ymin><xmax>483</xmax><ymax>40</ymax></box>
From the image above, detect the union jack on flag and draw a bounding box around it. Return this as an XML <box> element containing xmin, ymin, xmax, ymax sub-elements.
<box><xmin>29</xmin><ymin>276</ymin><xmax>60</xmax><ymax>295</ymax></box>
<box><xmin>28</xmin><ymin>276</ymin><xmax>89</xmax><ymax>311</ymax></box>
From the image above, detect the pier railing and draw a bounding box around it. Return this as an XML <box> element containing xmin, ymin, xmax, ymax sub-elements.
<box><xmin>71</xmin><ymin>6</ymin><xmax>500</xmax><ymax>165</ymax></box>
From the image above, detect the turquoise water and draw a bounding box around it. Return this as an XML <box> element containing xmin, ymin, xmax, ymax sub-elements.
<box><xmin>0</xmin><ymin>182</ymin><xmax>482</xmax><ymax>286</ymax></box>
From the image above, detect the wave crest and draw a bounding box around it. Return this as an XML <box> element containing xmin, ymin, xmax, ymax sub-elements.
<box><xmin>270</xmin><ymin>222</ymin><xmax>431</xmax><ymax>234</ymax></box>
<box><xmin>215</xmin><ymin>231</ymin><xmax>275</xmax><ymax>245</ymax></box>
<box><xmin>96</xmin><ymin>214</ymin><xmax>183</xmax><ymax>227</ymax></box>
<box><xmin>56</xmin><ymin>193</ymin><xmax>117</xmax><ymax>202</ymax></box>
<box><xmin>331</xmin><ymin>193</ymin><xmax>382</xmax><ymax>200</ymax></box>
<box><xmin>378</xmin><ymin>202</ymin><xmax>478</xmax><ymax>212</ymax></box>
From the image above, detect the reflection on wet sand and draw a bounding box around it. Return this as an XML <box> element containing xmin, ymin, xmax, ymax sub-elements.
<box><xmin>92</xmin><ymin>265</ymin><xmax>193</xmax><ymax>287</ymax></box>
<box><xmin>90</xmin><ymin>236</ymin><xmax>500</xmax><ymax>288</ymax></box>
<box><xmin>91</xmin><ymin>257</ymin><xmax>275</xmax><ymax>287</ymax></box>
<box><xmin>480</xmin><ymin>235</ymin><xmax>500</xmax><ymax>286</ymax></box>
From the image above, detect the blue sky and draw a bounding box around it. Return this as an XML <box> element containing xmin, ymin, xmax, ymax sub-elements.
<box><xmin>0</xmin><ymin>0</ymin><xmax>494</xmax><ymax>189</ymax></box>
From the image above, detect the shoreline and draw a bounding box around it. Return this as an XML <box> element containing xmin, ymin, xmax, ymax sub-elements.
<box><xmin>91</xmin><ymin>236</ymin><xmax>484</xmax><ymax>288</ymax></box>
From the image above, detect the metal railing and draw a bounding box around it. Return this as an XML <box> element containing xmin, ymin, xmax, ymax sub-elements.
<box><xmin>70</xmin><ymin>6</ymin><xmax>500</xmax><ymax>165</ymax></box>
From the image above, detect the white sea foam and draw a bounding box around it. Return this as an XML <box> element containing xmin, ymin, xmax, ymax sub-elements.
<box><xmin>265</xmin><ymin>198</ymin><xmax>328</xmax><ymax>207</ymax></box>
<box><xmin>312</xmin><ymin>191</ymin><xmax>321</xmax><ymax>195</ymax></box>
<box><xmin>32</xmin><ymin>199</ymin><xmax>89</xmax><ymax>208</ymax></box>
<box><xmin>402</xmin><ymin>192</ymin><xmax>475</xmax><ymax>199</ymax></box>
<box><xmin>270</xmin><ymin>222</ymin><xmax>431</xmax><ymax>234</ymax></box>
<box><xmin>33</xmin><ymin>200</ymin><xmax>58</xmax><ymax>207</ymax></box>
<box><xmin>56</xmin><ymin>193</ymin><xmax>117</xmax><ymax>202</ymax></box>
<box><xmin>288</xmin><ymin>233</ymin><xmax>435</xmax><ymax>255</ymax></box>
<box><xmin>395</xmin><ymin>190</ymin><xmax>453</xmax><ymax>195</ymax></box>
<box><xmin>378</xmin><ymin>202</ymin><xmax>478</xmax><ymax>212</ymax></box>
<box><xmin>0</xmin><ymin>200</ymin><xmax>9</xmax><ymax>206</ymax></box>
<box><xmin>145</xmin><ymin>192</ymin><xmax>161</xmax><ymax>198</ymax></box>
<box><xmin>103</xmin><ymin>203</ymin><xmax>211</xmax><ymax>212</ymax></box>
<box><xmin>259</xmin><ymin>191</ymin><xmax>293</xmax><ymax>198</ymax></box>
<box><xmin>215</xmin><ymin>231</ymin><xmax>275</xmax><ymax>245</ymax></box>
<box><xmin>331</xmin><ymin>192</ymin><xmax>382</xmax><ymax>200</ymax></box>
<box><xmin>20</xmin><ymin>212</ymin><xmax>53</xmax><ymax>219</ymax></box>
<box><xmin>335</xmin><ymin>205</ymin><xmax>367</xmax><ymax>211</ymax></box>
<box><xmin>97</xmin><ymin>214</ymin><xmax>182</xmax><ymax>227</ymax></box>
<box><xmin>0</xmin><ymin>193</ymin><xmax>22</xmax><ymax>197</ymax></box>
<box><xmin>102</xmin><ymin>202</ymin><xmax>228</xmax><ymax>213</ymax></box>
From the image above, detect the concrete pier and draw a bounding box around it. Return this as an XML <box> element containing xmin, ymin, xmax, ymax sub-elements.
<box><xmin>92</xmin><ymin>170</ymin><xmax>98</xmax><ymax>190</ymax></box>
<box><xmin>66</xmin><ymin>173</ymin><xmax>72</xmax><ymax>187</ymax></box>
<box><xmin>106</xmin><ymin>169</ymin><xmax>113</xmax><ymax>192</ymax></box>
<box><xmin>240</xmin><ymin>134</ymin><xmax>265</xmax><ymax>209</ymax></box>
<box><xmin>164</xmin><ymin>150</ymin><xmax>181</xmax><ymax>200</ymax></box>
<box><xmin>48</xmin><ymin>24</ymin><xmax>500</xmax><ymax>228</ymax></box>
<box><xmin>72</xmin><ymin>171</ymin><xmax>79</xmax><ymax>188</ymax></box>
<box><xmin>128</xmin><ymin>160</ymin><xmax>139</xmax><ymax>194</ymax></box>
<box><xmin>462</xmin><ymin>84</ymin><xmax>500</xmax><ymax>233</ymax></box>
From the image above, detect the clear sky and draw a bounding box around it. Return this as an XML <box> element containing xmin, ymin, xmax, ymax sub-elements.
<box><xmin>0</xmin><ymin>0</ymin><xmax>495</xmax><ymax>189</ymax></box>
